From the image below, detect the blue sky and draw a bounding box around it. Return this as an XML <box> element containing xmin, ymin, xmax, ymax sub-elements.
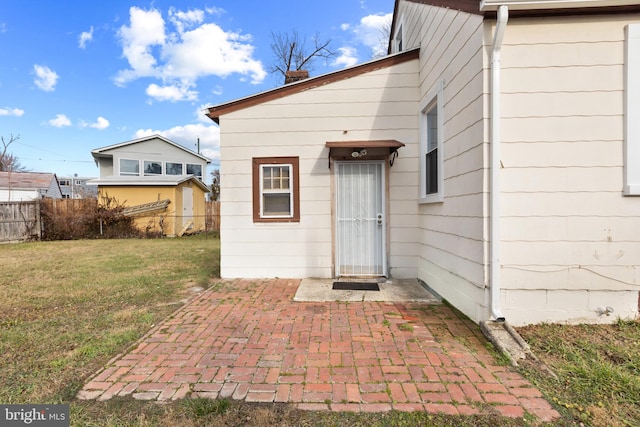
<box><xmin>0</xmin><ymin>1</ymin><xmax>393</xmax><ymax>182</ymax></box>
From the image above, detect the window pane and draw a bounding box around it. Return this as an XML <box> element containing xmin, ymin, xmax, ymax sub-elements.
<box><xmin>120</xmin><ymin>159</ymin><xmax>139</xmax><ymax>176</ymax></box>
<box><xmin>263</xmin><ymin>166</ymin><xmax>290</xmax><ymax>189</ymax></box>
<box><xmin>166</xmin><ymin>162</ymin><xmax>183</xmax><ymax>175</ymax></box>
<box><xmin>263</xmin><ymin>193</ymin><xmax>291</xmax><ymax>216</ymax></box>
<box><xmin>426</xmin><ymin>150</ymin><xmax>438</xmax><ymax>194</ymax></box>
<box><xmin>144</xmin><ymin>161</ymin><xmax>162</xmax><ymax>175</ymax></box>
<box><xmin>186</xmin><ymin>164</ymin><xmax>202</xmax><ymax>178</ymax></box>
<box><xmin>427</xmin><ymin>107</ymin><xmax>438</xmax><ymax>152</ymax></box>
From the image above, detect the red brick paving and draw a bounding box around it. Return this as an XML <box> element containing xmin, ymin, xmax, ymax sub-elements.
<box><xmin>77</xmin><ymin>279</ymin><xmax>559</xmax><ymax>422</ymax></box>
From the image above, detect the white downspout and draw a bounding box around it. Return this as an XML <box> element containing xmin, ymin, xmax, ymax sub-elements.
<box><xmin>490</xmin><ymin>5</ymin><xmax>508</xmax><ymax>321</ymax></box>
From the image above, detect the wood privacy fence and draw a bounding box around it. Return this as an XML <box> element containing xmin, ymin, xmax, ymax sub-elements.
<box><xmin>0</xmin><ymin>201</ymin><xmax>41</xmax><ymax>242</ymax></box>
<box><xmin>205</xmin><ymin>201</ymin><xmax>220</xmax><ymax>232</ymax></box>
<box><xmin>0</xmin><ymin>199</ymin><xmax>220</xmax><ymax>242</ymax></box>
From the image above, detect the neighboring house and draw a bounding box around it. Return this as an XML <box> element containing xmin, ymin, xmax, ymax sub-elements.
<box><xmin>206</xmin><ymin>0</ymin><xmax>640</xmax><ymax>326</ymax></box>
<box><xmin>89</xmin><ymin>135</ymin><xmax>210</xmax><ymax>236</ymax></box>
<box><xmin>58</xmin><ymin>174</ymin><xmax>98</xmax><ymax>199</ymax></box>
<box><xmin>0</xmin><ymin>171</ymin><xmax>62</xmax><ymax>201</ymax></box>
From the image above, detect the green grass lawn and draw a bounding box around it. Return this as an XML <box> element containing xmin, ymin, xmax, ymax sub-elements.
<box><xmin>0</xmin><ymin>235</ymin><xmax>638</xmax><ymax>426</ymax></box>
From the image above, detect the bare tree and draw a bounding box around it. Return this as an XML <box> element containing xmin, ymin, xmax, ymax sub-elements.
<box><xmin>268</xmin><ymin>30</ymin><xmax>337</xmax><ymax>83</ymax></box>
<box><xmin>375</xmin><ymin>19</ymin><xmax>393</xmax><ymax>59</ymax></box>
<box><xmin>0</xmin><ymin>134</ymin><xmax>26</xmax><ymax>172</ymax></box>
<box><xmin>210</xmin><ymin>168</ymin><xmax>220</xmax><ymax>201</ymax></box>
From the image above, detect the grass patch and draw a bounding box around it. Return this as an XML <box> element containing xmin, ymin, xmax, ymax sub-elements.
<box><xmin>3</xmin><ymin>235</ymin><xmax>639</xmax><ymax>426</ymax></box>
<box><xmin>518</xmin><ymin>320</ymin><xmax>640</xmax><ymax>427</ymax></box>
<box><xmin>398</xmin><ymin>323</ymin><xmax>414</xmax><ymax>332</ymax></box>
<box><xmin>0</xmin><ymin>235</ymin><xmax>219</xmax><ymax>404</ymax></box>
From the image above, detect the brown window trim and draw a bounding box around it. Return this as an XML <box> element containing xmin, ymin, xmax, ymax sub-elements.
<box><xmin>252</xmin><ymin>157</ymin><xmax>300</xmax><ymax>223</ymax></box>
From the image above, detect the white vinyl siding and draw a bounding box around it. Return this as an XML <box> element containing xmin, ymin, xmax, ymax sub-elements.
<box><xmin>394</xmin><ymin>0</ymin><xmax>487</xmax><ymax>321</ymax></box>
<box><xmin>496</xmin><ymin>16</ymin><xmax>640</xmax><ymax>324</ymax></box>
<box><xmin>218</xmin><ymin>59</ymin><xmax>420</xmax><ymax>279</ymax></box>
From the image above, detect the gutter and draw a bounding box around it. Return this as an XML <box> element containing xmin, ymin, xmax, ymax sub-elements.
<box><xmin>489</xmin><ymin>5</ymin><xmax>509</xmax><ymax>322</ymax></box>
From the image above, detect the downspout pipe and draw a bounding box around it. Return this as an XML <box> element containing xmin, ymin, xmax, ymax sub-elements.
<box><xmin>490</xmin><ymin>5</ymin><xmax>508</xmax><ymax>322</ymax></box>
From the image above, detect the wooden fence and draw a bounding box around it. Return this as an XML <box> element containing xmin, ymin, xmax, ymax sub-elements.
<box><xmin>205</xmin><ymin>201</ymin><xmax>220</xmax><ymax>232</ymax></box>
<box><xmin>0</xmin><ymin>198</ymin><xmax>220</xmax><ymax>242</ymax></box>
<box><xmin>0</xmin><ymin>201</ymin><xmax>41</xmax><ymax>242</ymax></box>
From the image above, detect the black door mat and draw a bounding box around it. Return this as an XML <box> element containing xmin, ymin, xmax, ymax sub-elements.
<box><xmin>332</xmin><ymin>282</ymin><xmax>380</xmax><ymax>291</ymax></box>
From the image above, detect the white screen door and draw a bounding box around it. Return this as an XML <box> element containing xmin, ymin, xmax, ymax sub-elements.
<box><xmin>335</xmin><ymin>161</ymin><xmax>386</xmax><ymax>276</ymax></box>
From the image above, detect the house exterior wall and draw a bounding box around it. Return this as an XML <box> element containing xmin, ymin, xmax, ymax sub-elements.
<box><xmin>0</xmin><ymin>189</ymin><xmax>40</xmax><ymax>201</ymax></box>
<box><xmin>397</xmin><ymin>1</ymin><xmax>490</xmax><ymax>323</ymax></box>
<box><xmin>98</xmin><ymin>137</ymin><xmax>207</xmax><ymax>179</ymax></box>
<box><xmin>45</xmin><ymin>177</ymin><xmax>62</xmax><ymax>199</ymax></box>
<box><xmin>494</xmin><ymin>14</ymin><xmax>640</xmax><ymax>325</ymax></box>
<box><xmin>218</xmin><ymin>59</ymin><xmax>420</xmax><ymax>278</ymax></box>
<box><xmin>98</xmin><ymin>183</ymin><xmax>207</xmax><ymax>236</ymax></box>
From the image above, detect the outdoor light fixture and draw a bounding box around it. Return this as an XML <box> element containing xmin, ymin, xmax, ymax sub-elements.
<box><xmin>351</xmin><ymin>149</ymin><xmax>368</xmax><ymax>158</ymax></box>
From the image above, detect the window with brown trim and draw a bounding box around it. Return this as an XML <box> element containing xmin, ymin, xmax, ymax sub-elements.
<box><xmin>252</xmin><ymin>157</ymin><xmax>300</xmax><ymax>222</ymax></box>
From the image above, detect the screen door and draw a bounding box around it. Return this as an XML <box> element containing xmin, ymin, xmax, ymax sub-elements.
<box><xmin>335</xmin><ymin>161</ymin><xmax>386</xmax><ymax>276</ymax></box>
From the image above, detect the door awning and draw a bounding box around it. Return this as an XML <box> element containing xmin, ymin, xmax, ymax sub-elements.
<box><xmin>325</xmin><ymin>140</ymin><xmax>405</xmax><ymax>167</ymax></box>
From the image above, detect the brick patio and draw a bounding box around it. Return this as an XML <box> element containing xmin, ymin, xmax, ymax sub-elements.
<box><xmin>77</xmin><ymin>279</ymin><xmax>559</xmax><ymax>421</ymax></box>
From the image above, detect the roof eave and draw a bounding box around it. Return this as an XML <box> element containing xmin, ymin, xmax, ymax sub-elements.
<box><xmin>480</xmin><ymin>0</ymin><xmax>640</xmax><ymax>11</ymax></box>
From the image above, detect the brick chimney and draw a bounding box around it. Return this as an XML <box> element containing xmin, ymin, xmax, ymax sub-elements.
<box><xmin>284</xmin><ymin>70</ymin><xmax>309</xmax><ymax>84</ymax></box>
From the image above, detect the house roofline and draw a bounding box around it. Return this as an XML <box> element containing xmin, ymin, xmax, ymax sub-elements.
<box><xmin>87</xmin><ymin>175</ymin><xmax>210</xmax><ymax>192</ymax></box>
<box><xmin>91</xmin><ymin>134</ymin><xmax>211</xmax><ymax>163</ymax></box>
<box><xmin>388</xmin><ymin>0</ymin><xmax>640</xmax><ymax>54</ymax></box>
<box><xmin>205</xmin><ymin>48</ymin><xmax>420</xmax><ymax>124</ymax></box>
<box><xmin>480</xmin><ymin>0</ymin><xmax>640</xmax><ymax>11</ymax></box>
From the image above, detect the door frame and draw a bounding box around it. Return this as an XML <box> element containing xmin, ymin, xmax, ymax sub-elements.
<box><xmin>333</xmin><ymin>160</ymin><xmax>388</xmax><ymax>278</ymax></box>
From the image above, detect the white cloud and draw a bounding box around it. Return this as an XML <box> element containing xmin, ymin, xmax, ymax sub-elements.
<box><xmin>134</xmin><ymin>123</ymin><xmax>220</xmax><ymax>165</ymax></box>
<box><xmin>195</xmin><ymin>104</ymin><xmax>214</xmax><ymax>123</ymax></box>
<box><xmin>114</xmin><ymin>6</ymin><xmax>266</xmax><ymax>102</ymax></box>
<box><xmin>79</xmin><ymin>26</ymin><xmax>94</xmax><ymax>49</ymax></box>
<box><xmin>169</xmin><ymin>7</ymin><xmax>204</xmax><ymax>34</ymax></box>
<box><xmin>332</xmin><ymin>47</ymin><xmax>358</xmax><ymax>68</ymax></box>
<box><xmin>340</xmin><ymin>23</ymin><xmax>350</xmax><ymax>31</ymax></box>
<box><xmin>33</xmin><ymin>65</ymin><xmax>59</xmax><ymax>92</ymax></box>
<box><xmin>346</xmin><ymin>12</ymin><xmax>392</xmax><ymax>58</ymax></box>
<box><xmin>48</xmin><ymin>114</ymin><xmax>71</xmax><ymax>127</ymax></box>
<box><xmin>0</xmin><ymin>107</ymin><xmax>24</xmax><ymax>117</ymax></box>
<box><xmin>89</xmin><ymin>116</ymin><xmax>110</xmax><ymax>130</ymax></box>
<box><xmin>146</xmin><ymin>83</ymin><xmax>198</xmax><ymax>102</ymax></box>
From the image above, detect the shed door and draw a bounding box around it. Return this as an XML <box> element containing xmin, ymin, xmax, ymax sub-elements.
<box><xmin>335</xmin><ymin>161</ymin><xmax>386</xmax><ymax>276</ymax></box>
<box><xmin>182</xmin><ymin>186</ymin><xmax>193</xmax><ymax>227</ymax></box>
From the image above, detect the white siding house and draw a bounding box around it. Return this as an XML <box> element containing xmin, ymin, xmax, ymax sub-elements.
<box><xmin>207</xmin><ymin>0</ymin><xmax>640</xmax><ymax>326</ymax></box>
<box><xmin>0</xmin><ymin>172</ymin><xmax>62</xmax><ymax>201</ymax></box>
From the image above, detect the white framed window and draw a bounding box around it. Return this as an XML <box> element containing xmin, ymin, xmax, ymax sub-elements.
<box><xmin>144</xmin><ymin>160</ymin><xmax>162</xmax><ymax>176</ymax></box>
<box><xmin>186</xmin><ymin>163</ymin><xmax>203</xmax><ymax>179</ymax></box>
<box><xmin>252</xmin><ymin>157</ymin><xmax>300</xmax><ymax>222</ymax></box>
<box><xmin>119</xmin><ymin>159</ymin><xmax>140</xmax><ymax>176</ymax></box>
<box><xmin>419</xmin><ymin>82</ymin><xmax>444</xmax><ymax>203</ymax></box>
<box><xmin>166</xmin><ymin>162</ymin><xmax>183</xmax><ymax>175</ymax></box>
<box><xmin>624</xmin><ymin>23</ymin><xmax>640</xmax><ymax>195</ymax></box>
